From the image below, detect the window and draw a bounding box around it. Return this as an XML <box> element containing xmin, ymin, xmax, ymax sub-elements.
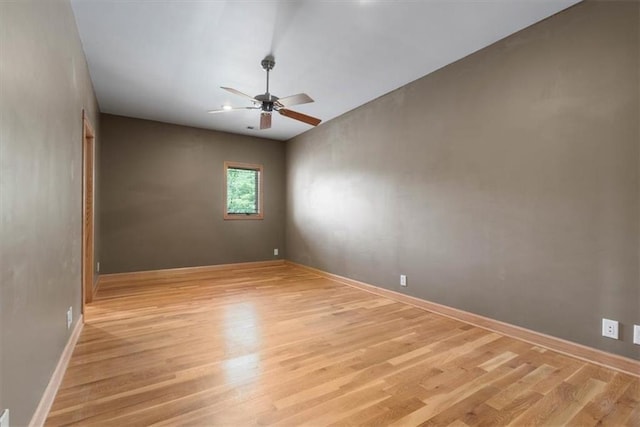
<box><xmin>224</xmin><ymin>161</ymin><xmax>263</xmax><ymax>220</ymax></box>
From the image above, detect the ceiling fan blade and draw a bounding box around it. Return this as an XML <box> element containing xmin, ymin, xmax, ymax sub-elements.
<box><xmin>221</xmin><ymin>86</ymin><xmax>258</xmax><ymax>102</ymax></box>
<box><xmin>275</xmin><ymin>93</ymin><xmax>314</xmax><ymax>108</ymax></box>
<box><xmin>260</xmin><ymin>112</ymin><xmax>272</xmax><ymax>130</ymax></box>
<box><xmin>207</xmin><ymin>106</ymin><xmax>258</xmax><ymax>114</ymax></box>
<box><xmin>278</xmin><ymin>108</ymin><xmax>321</xmax><ymax>126</ymax></box>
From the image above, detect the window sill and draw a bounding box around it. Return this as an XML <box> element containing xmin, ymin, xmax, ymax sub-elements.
<box><xmin>224</xmin><ymin>213</ymin><xmax>264</xmax><ymax>220</ymax></box>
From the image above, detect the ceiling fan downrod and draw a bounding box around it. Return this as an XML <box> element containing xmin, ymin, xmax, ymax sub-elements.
<box><xmin>261</xmin><ymin>56</ymin><xmax>275</xmax><ymax>102</ymax></box>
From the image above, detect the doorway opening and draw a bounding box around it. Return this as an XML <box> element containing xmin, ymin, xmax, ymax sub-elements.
<box><xmin>82</xmin><ymin>110</ymin><xmax>95</xmax><ymax>312</ymax></box>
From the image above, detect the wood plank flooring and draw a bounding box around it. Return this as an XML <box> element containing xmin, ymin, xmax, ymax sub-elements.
<box><xmin>46</xmin><ymin>264</ymin><xmax>639</xmax><ymax>426</ymax></box>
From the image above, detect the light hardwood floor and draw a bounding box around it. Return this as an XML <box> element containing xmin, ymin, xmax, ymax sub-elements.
<box><xmin>46</xmin><ymin>264</ymin><xmax>639</xmax><ymax>426</ymax></box>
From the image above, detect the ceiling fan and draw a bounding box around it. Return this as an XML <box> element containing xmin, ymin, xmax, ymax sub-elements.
<box><xmin>208</xmin><ymin>56</ymin><xmax>321</xmax><ymax>130</ymax></box>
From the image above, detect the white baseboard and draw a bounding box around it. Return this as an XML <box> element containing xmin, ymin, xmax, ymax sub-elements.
<box><xmin>29</xmin><ymin>314</ymin><xmax>84</xmax><ymax>427</ymax></box>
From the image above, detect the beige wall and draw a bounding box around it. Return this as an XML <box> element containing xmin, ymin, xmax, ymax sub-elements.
<box><xmin>286</xmin><ymin>1</ymin><xmax>640</xmax><ymax>360</ymax></box>
<box><xmin>0</xmin><ymin>0</ymin><xmax>100</xmax><ymax>425</ymax></box>
<box><xmin>99</xmin><ymin>114</ymin><xmax>285</xmax><ymax>273</ymax></box>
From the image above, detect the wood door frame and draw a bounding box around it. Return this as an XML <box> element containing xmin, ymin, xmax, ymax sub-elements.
<box><xmin>82</xmin><ymin>110</ymin><xmax>95</xmax><ymax>310</ymax></box>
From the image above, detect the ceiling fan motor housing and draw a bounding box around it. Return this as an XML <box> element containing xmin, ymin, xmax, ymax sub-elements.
<box><xmin>254</xmin><ymin>93</ymin><xmax>277</xmax><ymax>112</ymax></box>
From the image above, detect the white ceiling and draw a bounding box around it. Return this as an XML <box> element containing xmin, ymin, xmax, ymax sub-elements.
<box><xmin>71</xmin><ymin>0</ymin><xmax>580</xmax><ymax>141</ymax></box>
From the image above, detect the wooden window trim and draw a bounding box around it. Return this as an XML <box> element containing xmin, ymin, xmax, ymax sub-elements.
<box><xmin>224</xmin><ymin>161</ymin><xmax>264</xmax><ymax>220</ymax></box>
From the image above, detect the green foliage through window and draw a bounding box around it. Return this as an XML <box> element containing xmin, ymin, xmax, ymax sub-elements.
<box><xmin>227</xmin><ymin>167</ymin><xmax>259</xmax><ymax>214</ymax></box>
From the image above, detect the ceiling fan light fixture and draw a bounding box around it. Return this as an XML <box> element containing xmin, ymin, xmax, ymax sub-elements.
<box><xmin>222</xmin><ymin>105</ymin><xmax>233</xmax><ymax>111</ymax></box>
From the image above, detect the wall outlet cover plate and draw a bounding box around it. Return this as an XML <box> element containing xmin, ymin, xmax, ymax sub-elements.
<box><xmin>602</xmin><ymin>318</ymin><xmax>619</xmax><ymax>340</ymax></box>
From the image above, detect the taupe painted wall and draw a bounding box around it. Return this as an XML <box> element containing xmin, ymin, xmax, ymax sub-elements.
<box><xmin>100</xmin><ymin>114</ymin><xmax>285</xmax><ymax>273</ymax></box>
<box><xmin>0</xmin><ymin>1</ymin><xmax>100</xmax><ymax>425</ymax></box>
<box><xmin>286</xmin><ymin>1</ymin><xmax>640</xmax><ymax>359</ymax></box>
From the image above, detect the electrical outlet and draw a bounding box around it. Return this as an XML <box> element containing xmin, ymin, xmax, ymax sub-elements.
<box><xmin>273</xmin><ymin>248</ymin><xmax>279</xmax><ymax>256</ymax></box>
<box><xmin>97</xmin><ymin>261</ymin><xmax>100</xmax><ymax>272</ymax></box>
<box><xmin>67</xmin><ymin>307</ymin><xmax>73</xmax><ymax>330</ymax></box>
<box><xmin>634</xmin><ymin>325</ymin><xmax>640</xmax><ymax>345</ymax></box>
<box><xmin>400</xmin><ymin>274</ymin><xmax>407</xmax><ymax>287</ymax></box>
<box><xmin>602</xmin><ymin>318</ymin><xmax>618</xmax><ymax>339</ymax></box>
<box><xmin>0</xmin><ymin>408</ymin><xmax>9</xmax><ymax>427</ymax></box>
